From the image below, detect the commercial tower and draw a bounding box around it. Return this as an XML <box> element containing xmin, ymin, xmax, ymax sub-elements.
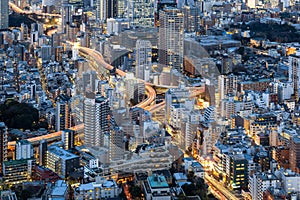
<box><xmin>84</xmin><ymin>96</ymin><xmax>110</xmax><ymax>147</ymax></box>
<box><xmin>158</xmin><ymin>8</ymin><xmax>184</xmax><ymax>73</ymax></box>
<box><xmin>0</xmin><ymin>0</ymin><xmax>9</xmax><ymax>29</ymax></box>
<box><xmin>0</xmin><ymin>122</ymin><xmax>8</xmax><ymax>172</ymax></box>
<box><xmin>135</xmin><ymin>40</ymin><xmax>152</xmax><ymax>81</ymax></box>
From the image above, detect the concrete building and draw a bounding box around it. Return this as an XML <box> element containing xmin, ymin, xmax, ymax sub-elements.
<box><xmin>46</xmin><ymin>145</ymin><xmax>80</xmax><ymax>178</ymax></box>
<box><xmin>3</xmin><ymin>159</ymin><xmax>34</xmax><ymax>185</ymax></box>
<box><xmin>143</xmin><ymin>174</ymin><xmax>171</xmax><ymax>200</ymax></box>
<box><xmin>0</xmin><ymin>122</ymin><xmax>8</xmax><ymax>172</ymax></box>
<box><xmin>15</xmin><ymin>140</ymin><xmax>33</xmax><ymax>160</ymax></box>
<box><xmin>0</xmin><ymin>0</ymin><xmax>9</xmax><ymax>29</ymax></box>
<box><xmin>84</xmin><ymin>96</ymin><xmax>110</xmax><ymax>148</ymax></box>
<box><xmin>289</xmin><ymin>55</ymin><xmax>300</xmax><ymax>100</ymax></box>
<box><xmin>249</xmin><ymin>172</ymin><xmax>280</xmax><ymax>200</ymax></box>
<box><xmin>158</xmin><ymin>8</ymin><xmax>184</xmax><ymax>73</ymax></box>
<box><xmin>290</xmin><ymin>135</ymin><xmax>300</xmax><ymax>173</ymax></box>
<box><xmin>74</xmin><ymin>176</ymin><xmax>120</xmax><ymax>199</ymax></box>
<box><xmin>55</xmin><ymin>94</ymin><xmax>71</xmax><ymax>132</ymax></box>
<box><xmin>135</xmin><ymin>40</ymin><xmax>152</xmax><ymax>81</ymax></box>
<box><xmin>39</xmin><ymin>139</ymin><xmax>48</xmax><ymax>166</ymax></box>
<box><xmin>62</xmin><ymin>129</ymin><xmax>75</xmax><ymax>150</ymax></box>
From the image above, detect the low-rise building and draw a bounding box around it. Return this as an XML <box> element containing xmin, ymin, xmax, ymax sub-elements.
<box><xmin>143</xmin><ymin>174</ymin><xmax>171</xmax><ymax>200</ymax></box>
<box><xmin>74</xmin><ymin>176</ymin><xmax>120</xmax><ymax>199</ymax></box>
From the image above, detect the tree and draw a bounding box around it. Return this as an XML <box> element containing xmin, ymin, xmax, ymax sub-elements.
<box><xmin>129</xmin><ymin>185</ymin><xmax>143</xmax><ymax>199</ymax></box>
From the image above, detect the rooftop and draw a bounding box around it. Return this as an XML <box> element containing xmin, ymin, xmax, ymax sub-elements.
<box><xmin>148</xmin><ymin>175</ymin><xmax>169</xmax><ymax>188</ymax></box>
<box><xmin>48</xmin><ymin>145</ymin><xmax>79</xmax><ymax>160</ymax></box>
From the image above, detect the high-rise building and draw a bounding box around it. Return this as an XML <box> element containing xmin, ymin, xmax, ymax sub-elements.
<box><xmin>158</xmin><ymin>8</ymin><xmax>184</xmax><ymax>73</ymax></box>
<box><xmin>62</xmin><ymin>129</ymin><xmax>75</xmax><ymax>150</ymax></box>
<box><xmin>135</xmin><ymin>40</ymin><xmax>152</xmax><ymax>81</ymax></box>
<box><xmin>15</xmin><ymin>140</ymin><xmax>34</xmax><ymax>160</ymax></box>
<box><xmin>182</xmin><ymin>5</ymin><xmax>200</xmax><ymax>33</ymax></box>
<box><xmin>0</xmin><ymin>122</ymin><xmax>8</xmax><ymax>172</ymax></box>
<box><xmin>39</xmin><ymin>139</ymin><xmax>48</xmax><ymax>166</ymax></box>
<box><xmin>290</xmin><ymin>135</ymin><xmax>300</xmax><ymax>173</ymax></box>
<box><xmin>126</xmin><ymin>0</ymin><xmax>155</xmax><ymax>27</ymax></box>
<box><xmin>55</xmin><ymin>94</ymin><xmax>71</xmax><ymax>132</ymax></box>
<box><xmin>289</xmin><ymin>55</ymin><xmax>300</xmax><ymax>100</ymax></box>
<box><xmin>109</xmin><ymin>126</ymin><xmax>124</xmax><ymax>161</ymax></box>
<box><xmin>154</xmin><ymin>0</ymin><xmax>177</xmax><ymax>27</ymax></box>
<box><xmin>0</xmin><ymin>0</ymin><xmax>9</xmax><ymax>29</ymax></box>
<box><xmin>96</xmin><ymin>0</ymin><xmax>118</xmax><ymax>22</ymax></box>
<box><xmin>84</xmin><ymin>96</ymin><xmax>110</xmax><ymax>147</ymax></box>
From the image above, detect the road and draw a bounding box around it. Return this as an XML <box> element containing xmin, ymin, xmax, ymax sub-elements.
<box><xmin>205</xmin><ymin>174</ymin><xmax>240</xmax><ymax>200</ymax></box>
<box><xmin>78</xmin><ymin>47</ymin><xmax>156</xmax><ymax>109</ymax></box>
<box><xmin>9</xmin><ymin>2</ymin><xmax>61</xmax><ymax>17</ymax></box>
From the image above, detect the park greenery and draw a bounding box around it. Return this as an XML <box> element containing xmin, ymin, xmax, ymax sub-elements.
<box><xmin>0</xmin><ymin>99</ymin><xmax>48</xmax><ymax>130</ymax></box>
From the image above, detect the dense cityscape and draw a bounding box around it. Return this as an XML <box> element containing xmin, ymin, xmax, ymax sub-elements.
<box><xmin>0</xmin><ymin>0</ymin><xmax>300</xmax><ymax>199</ymax></box>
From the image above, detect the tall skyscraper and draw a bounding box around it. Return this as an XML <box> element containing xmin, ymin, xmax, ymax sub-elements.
<box><xmin>55</xmin><ymin>94</ymin><xmax>71</xmax><ymax>132</ymax></box>
<box><xmin>84</xmin><ymin>96</ymin><xmax>110</xmax><ymax>147</ymax></box>
<box><xmin>158</xmin><ymin>8</ymin><xmax>184</xmax><ymax>73</ymax></box>
<box><xmin>289</xmin><ymin>55</ymin><xmax>300</xmax><ymax>100</ymax></box>
<box><xmin>15</xmin><ymin>140</ymin><xmax>34</xmax><ymax>160</ymax></box>
<box><xmin>0</xmin><ymin>122</ymin><xmax>8</xmax><ymax>172</ymax></box>
<box><xmin>0</xmin><ymin>0</ymin><xmax>9</xmax><ymax>29</ymax></box>
<box><xmin>135</xmin><ymin>40</ymin><xmax>152</xmax><ymax>81</ymax></box>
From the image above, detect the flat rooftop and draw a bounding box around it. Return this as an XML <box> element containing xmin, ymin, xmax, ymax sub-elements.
<box><xmin>148</xmin><ymin>175</ymin><xmax>169</xmax><ymax>188</ymax></box>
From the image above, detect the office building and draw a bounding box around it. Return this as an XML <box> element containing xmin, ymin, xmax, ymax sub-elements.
<box><xmin>62</xmin><ymin>129</ymin><xmax>75</xmax><ymax>150</ymax></box>
<box><xmin>224</xmin><ymin>153</ymin><xmax>248</xmax><ymax>190</ymax></box>
<box><xmin>158</xmin><ymin>8</ymin><xmax>184</xmax><ymax>73</ymax></box>
<box><xmin>135</xmin><ymin>40</ymin><xmax>152</xmax><ymax>81</ymax></box>
<box><xmin>0</xmin><ymin>122</ymin><xmax>8</xmax><ymax>172</ymax></box>
<box><xmin>84</xmin><ymin>96</ymin><xmax>110</xmax><ymax>148</ymax></box>
<box><xmin>55</xmin><ymin>94</ymin><xmax>71</xmax><ymax>131</ymax></box>
<box><xmin>15</xmin><ymin>140</ymin><xmax>34</xmax><ymax>160</ymax></box>
<box><xmin>46</xmin><ymin>145</ymin><xmax>80</xmax><ymax>178</ymax></box>
<box><xmin>0</xmin><ymin>0</ymin><xmax>9</xmax><ymax>29</ymax></box>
